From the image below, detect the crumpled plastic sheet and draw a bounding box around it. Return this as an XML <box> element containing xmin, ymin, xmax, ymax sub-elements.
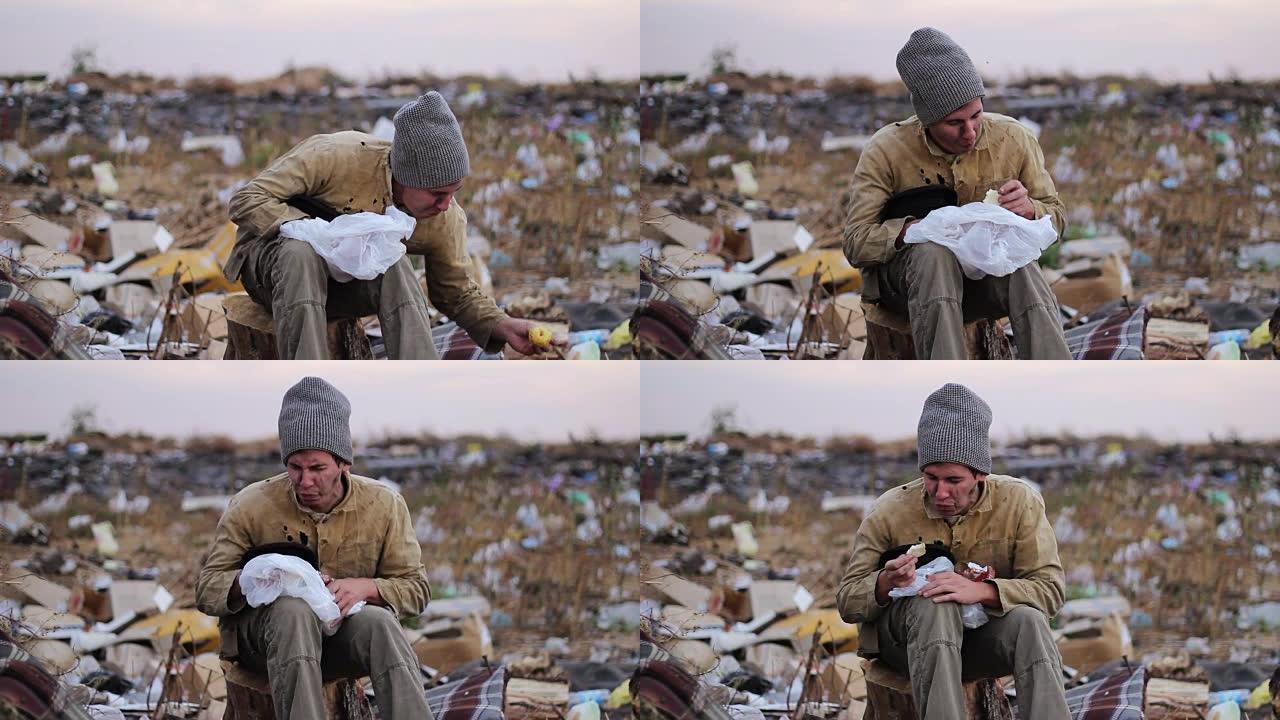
<box><xmin>239</xmin><ymin>553</ymin><xmax>365</xmax><ymax>635</ymax></box>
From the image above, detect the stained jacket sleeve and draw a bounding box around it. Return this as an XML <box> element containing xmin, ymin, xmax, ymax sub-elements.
<box><xmin>372</xmin><ymin>493</ymin><xmax>432</xmax><ymax>618</ymax></box>
<box><xmin>836</xmin><ymin>506</ymin><xmax>894</xmax><ymax>625</ymax></box>
<box><xmin>987</xmin><ymin>488</ymin><xmax>1066</xmax><ymax>618</ymax></box>
<box><xmin>842</xmin><ymin>139</ymin><xmax>911</xmax><ymax>268</ymax></box>
<box><xmin>407</xmin><ymin>201</ymin><xmax>508</xmax><ymax>353</ymax></box>
<box><xmin>195</xmin><ymin>496</ymin><xmax>253</xmax><ymax>618</ymax></box>
<box><xmin>227</xmin><ymin>136</ymin><xmax>335</xmax><ymax>245</ymax></box>
<box><xmin>1018</xmin><ymin>131</ymin><xmax>1067</xmax><ymax>239</ymax></box>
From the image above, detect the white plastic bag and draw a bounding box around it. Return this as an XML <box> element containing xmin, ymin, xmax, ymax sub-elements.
<box><xmin>239</xmin><ymin>553</ymin><xmax>364</xmax><ymax>635</ymax></box>
<box><xmin>904</xmin><ymin>202</ymin><xmax>1057</xmax><ymax>280</ymax></box>
<box><xmin>887</xmin><ymin>556</ymin><xmax>989</xmax><ymax>628</ymax></box>
<box><xmin>279</xmin><ymin>206</ymin><xmax>415</xmax><ymax>282</ymax></box>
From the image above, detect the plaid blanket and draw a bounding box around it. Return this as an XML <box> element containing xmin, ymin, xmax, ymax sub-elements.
<box><xmin>426</xmin><ymin>664</ymin><xmax>507</xmax><ymax>720</ymax></box>
<box><xmin>0</xmin><ymin>630</ymin><xmax>93</xmax><ymax>719</ymax></box>
<box><xmin>1064</xmin><ymin>665</ymin><xmax>1146</xmax><ymax>720</ymax></box>
<box><xmin>1065</xmin><ymin>305</ymin><xmax>1147</xmax><ymax>360</ymax></box>
<box><xmin>370</xmin><ymin>321</ymin><xmax>503</xmax><ymax>360</ymax></box>
<box><xmin>433</xmin><ymin>322</ymin><xmax>502</xmax><ymax>360</ymax></box>
<box><xmin>633</xmin><ymin>633</ymin><xmax>733</xmax><ymax>720</ymax></box>
<box><xmin>0</xmin><ymin>276</ymin><xmax>90</xmax><ymax>360</ymax></box>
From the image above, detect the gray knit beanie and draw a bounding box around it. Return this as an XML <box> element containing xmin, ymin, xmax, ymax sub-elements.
<box><xmin>917</xmin><ymin>383</ymin><xmax>992</xmax><ymax>474</ymax></box>
<box><xmin>896</xmin><ymin>28</ymin><xmax>986</xmax><ymax>127</ymax></box>
<box><xmin>391</xmin><ymin>91</ymin><xmax>470</xmax><ymax>189</ymax></box>
<box><xmin>278</xmin><ymin>377</ymin><xmax>353</xmax><ymax>466</ymax></box>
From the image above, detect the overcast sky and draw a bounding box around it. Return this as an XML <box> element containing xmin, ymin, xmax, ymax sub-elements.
<box><xmin>6</xmin><ymin>2</ymin><xmax>1271</xmax><ymax>84</ymax></box>
<box><xmin>642</xmin><ymin>0</ymin><xmax>1280</xmax><ymax>82</ymax></box>
<box><xmin>639</xmin><ymin>363</ymin><xmax>1280</xmax><ymax>442</ymax></box>
<box><xmin>1</xmin><ymin>363</ymin><xmax>639</xmax><ymax>442</ymax></box>
<box><xmin>2</xmin><ymin>0</ymin><xmax>640</xmax><ymax>82</ymax></box>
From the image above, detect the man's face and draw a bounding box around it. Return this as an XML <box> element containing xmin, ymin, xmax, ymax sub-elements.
<box><xmin>286</xmin><ymin>448</ymin><xmax>349</xmax><ymax>513</ymax></box>
<box><xmin>926</xmin><ymin>97</ymin><xmax>984</xmax><ymax>155</ymax></box>
<box><xmin>923</xmin><ymin>462</ymin><xmax>985</xmax><ymax>517</ymax></box>
<box><xmin>394</xmin><ymin>179</ymin><xmax>463</xmax><ymax>220</ymax></box>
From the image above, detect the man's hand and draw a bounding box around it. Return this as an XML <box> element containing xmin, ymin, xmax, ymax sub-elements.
<box><xmin>997</xmin><ymin>180</ymin><xmax>1035</xmax><ymax>220</ymax></box>
<box><xmin>920</xmin><ymin>571</ymin><xmax>999</xmax><ymax>606</ymax></box>
<box><xmin>875</xmin><ymin>552</ymin><xmax>918</xmax><ymax>605</ymax></box>
<box><xmin>493</xmin><ymin>317</ymin><xmax>568</xmax><ymax>355</ymax></box>
<box><xmin>326</xmin><ymin>577</ymin><xmax>380</xmax><ymax>615</ymax></box>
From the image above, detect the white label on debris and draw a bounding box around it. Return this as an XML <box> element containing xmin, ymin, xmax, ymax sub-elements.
<box><xmin>152</xmin><ymin>225</ymin><xmax>175</xmax><ymax>254</ymax></box>
<box><xmin>792</xmin><ymin>225</ymin><xmax>814</xmax><ymax>253</ymax></box>
<box><xmin>153</xmin><ymin>585</ymin><xmax>174</xmax><ymax>614</ymax></box>
<box><xmin>793</xmin><ymin>585</ymin><xmax>815</xmax><ymax>613</ymax></box>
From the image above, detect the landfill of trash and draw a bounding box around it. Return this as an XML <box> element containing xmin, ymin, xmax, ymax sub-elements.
<box><xmin>0</xmin><ymin>430</ymin><xmax>641</xmax><ymax>718</ymax></box>
<box><xmin>0</xmin><ymin>68</ymin><xmax>641</xmax><ymax>359</ymax></box>
<box><xmin>638</xmin><ymin>431</ymin><xmax>1280</xmax><ymax>719</ymax></box>
<box><xmin>636</xmin><ymin>72</ymin><xmax>1280</xmax><ymax>360</ymax></box>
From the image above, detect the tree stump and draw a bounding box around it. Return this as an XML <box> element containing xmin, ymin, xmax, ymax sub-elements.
<box><xmin>221</xmin><ymin>661</ymin><xmax>374</xmax><ymax>720</ymax></box>
<box><xmin>861</xmin><ymin>301</ymin><xmax>1013</xmax><ymax>360</ymax></box>
<box><xmin>221</xmin><ymin>293</ymin><xmax>373</xmax><ymax>360</ymax></box>
<box><xmin>862</xmin><ymin>659</ymin><xmax>1012</xmax><ymax>720</ymax></box>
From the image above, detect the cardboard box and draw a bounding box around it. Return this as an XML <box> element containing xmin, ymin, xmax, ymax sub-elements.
<box><xmin>411</xmin><ymin>613</ymin><xmax>492</xmax><ymax>673</ymax></box>
<box><xmin>1056</xmin><ymin>612</ymin><xmax>1132</xmax><ymax>673</ymax></box>
<box><xmin>1048</xmin><ymin>253</ymin><xmax>1132</xmax><ymax>314</ymax></box>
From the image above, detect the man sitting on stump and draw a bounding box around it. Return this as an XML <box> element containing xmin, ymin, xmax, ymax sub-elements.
<box><xmin>842</xmin><ymin>28</ymin><xmax>1071</xmax><ymax>359</ymax></box>
<box><xmin>837</xmin><ymin>383</ymin><xmax>1069</xmax><ymax>719</ymax></box>
<box><xmin>196</xmin><ymin>376</ymin><xmax>433</xmax><ymax>720</ymax></box>
<box><xmin>225</xmin><ymin>91</ymin><xmax>544</xmax><ymax>359</ymax></box>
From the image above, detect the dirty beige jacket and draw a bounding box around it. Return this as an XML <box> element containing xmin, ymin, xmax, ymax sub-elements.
<box><xmin>836</xmin><ymin>474</ymin><xmax>1065</xmax><ymax>657</ymax></box>
<box><xmin>225</xmin><ymin>130</ymin><xmax>507</xmax><ymax>351</ymax></box>
<box><xmin>842</xmin><ymin>113</ymin><xmax>1066</xmax><ymax>300</ymax></box>
<box><xmin>195</xmin><ymin>470</ymin><xmax>430</xmax><ymax>659</ymax></box>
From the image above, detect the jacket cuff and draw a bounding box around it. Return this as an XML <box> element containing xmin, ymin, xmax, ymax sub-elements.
<box><xmin>474</xmin><ymin>313</ymin><xmax>508</xmax><ymax>355</ymax></box>
<box><xmin>987</xmin><ymin>578</ymin><xmax>1014</xmax><ymax>616</ymax></box>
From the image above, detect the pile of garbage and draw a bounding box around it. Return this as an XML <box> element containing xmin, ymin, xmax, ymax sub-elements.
<box><xmin>0</xmin><ymin>431</ymin><xmax>641</xmax><ymax>717</ymax></box>
<box><xmin>637</xmin><ymin>73</ymin><xmax>1280</xmax><ymax>360</ymax></box>
<box><xmin>0</xmin><ymin>68</ymin><xmax>641</xmax><ymax>359</ymax></box>
<box><xmin>637</xmin><ymin>432</ymin><xmax>1279</xmax><ymax>719</ymax></box>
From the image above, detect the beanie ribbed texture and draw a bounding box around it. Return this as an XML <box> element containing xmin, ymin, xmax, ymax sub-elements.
<box><xmin>278</xmin><ymin>377</ymin><xmax>353</xmax><ymax>466</ymax></box>
<box><xmin>896</xmin><ymin>27</ymin><xmax>986</xmax><ymax>127</ymax></box>
<box><xmin>391</xmin><ymin>91</ymin><xmax>470</xmax><ymax>189</ymax></box>
<box><xmin>917</xmin><ymin>383</ymin><xmax>992</xmax><ymax>474</ymax></box>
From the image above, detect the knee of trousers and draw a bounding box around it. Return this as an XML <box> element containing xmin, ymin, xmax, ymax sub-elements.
<box><xmin>1004</xmin><ymin>606</ymin><xmax>1054</xmax><ymax>646</ymax></box>
<box><xmin>272</xmin><ymin>240</ymin><xmax>329</xmax><ymax>282</ymax></box>
<box><xmin>344</xmin><ymin>606</ymin><xmax>412</xmax><ymax>649</ymax></box>
<box><xmin>905</xmin><ymin>243</ymin><xmax>964</xmax><ymax>291</ymax></box>
<box><xmin>265</xmin><ymin>597</ymin><xmax>323</xmax><ymax>642</ymax></box>
<box><xmin>902</xmin><ymin>596</ymin><xmax>964</xmax><ymax>637</ymax></box>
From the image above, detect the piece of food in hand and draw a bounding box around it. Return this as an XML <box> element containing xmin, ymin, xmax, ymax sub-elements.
<box><xmin>907</xmin><ymin>542</ymin><xmax>926</xmax><ymax>558</ymax></box>
<box><xmin>983</xmin><ymin>189</ymin><xmax>1000</xmax><ymax>204</ymax></box>
<box><xmin>527</xmin><ymin>326</ymin><xmax>553</xmax><ymax>348</ymax></box>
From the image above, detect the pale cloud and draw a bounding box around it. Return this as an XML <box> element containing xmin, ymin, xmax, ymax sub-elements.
<box><xmin>638</xmin><ymin>363</ymin><xmax>1280</xmax><ymax>442</ymax></box>
<box><xmin>3</xmin><ymin>0</ymin><xmax>639</xmax><ymax>81</ymax></box>
<box><xmin>640</xmin><ymin>0</ymin><xmax>1279</xmax><ymax>81</ymax></box>
<box><xmin>0</xmin><ymin>363</ymin><xmax>640</xmax><ymax>442</ymax></box>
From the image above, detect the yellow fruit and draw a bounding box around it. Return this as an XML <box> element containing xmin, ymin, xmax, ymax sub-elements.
<box><xmin>528</xmin><ymin>326</ymin><xmax>553</xmax><ymax>348</ymax></box>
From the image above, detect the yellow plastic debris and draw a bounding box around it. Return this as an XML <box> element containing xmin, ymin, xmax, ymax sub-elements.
<box><xmin>1244</xmin><ymin>678</ymin><xmax>1271</xmax><ymax>710</ymax></box>
<box><xmin>759</xmin><ymin>608</ymin><xmax>859</xmax><ymax>646</ymax></box>
<box><xmin>124</xmin><ymin>609</ymin><xmax>220</xmax><ymax>654</ymax></box>
<box><xmin>605</xmin><ymin>681</ymin><xmax>631</xmax><ymax>709</ymax></box>
<box><xmin>1245</xmin><ymin>320</ymin><xmax>1272</xmax><ymax>350</ymax></box>
<box><xmin>602</xmin><ymin>320</ymin><xmax>632</xmax><ymax>351</ymax></box>
<box><xmin>758</xmin><ymin>249</ymin><xmax>861</xmax><ymax>290</ymax></box>
<box><xmin>118</xmin><ymin>222</ymin><xmax>242</xmax><ymax>293</ymax></box>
